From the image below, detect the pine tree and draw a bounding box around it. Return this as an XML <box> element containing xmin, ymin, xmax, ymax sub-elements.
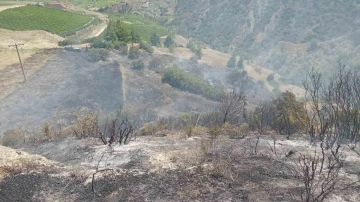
<box><xmin>130</xmin><ymin>29</ymin><xmax>140</xmax><ymax>47</ymax></box>
<box><xmin>237</xmin><ymin>58</ymin><xmax>244</xmax><ymax>69</ymax></box>
<box><xmin>115</xmin><ymin>20</ymin><xmax>130</xmax><ymax>42</ymax></box>
<box><xmin>164</xmin><ymin>34</ymin><xmax>175</xmax><ymax>49</ymax></box>
<box><xmin>195</xmin><ymin>47</ymin><xmax>203</xmax><ymax>59</ymax></box>
<box><xmin>150</xmin><ymin>32</ymin><xmax>161</xmax><ymax>46</ymax></box>
<box><xmin>227</xmin><ymin>55</ymin><xmax>236</xmax><ymax>68</ymax></box>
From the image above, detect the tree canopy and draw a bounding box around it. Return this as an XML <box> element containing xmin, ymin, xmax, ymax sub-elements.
<box><xmin>227</xmin><ymin>55</ymin><xmax>236</xmax><ymax>68</ymax></box>
<box><xmin>271</xmin><ymin>91</ymin><xmax>306</xmax><ymax>139</ymax></box>
<box><xmin>150</xmin><ymin>32</ymin><xmax>161</xmax><ymax>46</ymax></box>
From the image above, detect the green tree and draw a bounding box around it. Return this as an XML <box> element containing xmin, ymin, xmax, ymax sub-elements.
<box><xmin>267</xmin><ymin>73</ymin><xmax>275</xmax><ymax>82</ymax></box>
<box><xmin>195</xmin><ymin>47</ymin><xmax>203</xmax><ymax>59</ymax></box>
<box><xmin>227</xmin><ymin>70</ymin><xmax>248</xmax><ymax>85</ymax></box>
<box><xmin>164</xmin><ymin>34</ymin><xmax>175</xmax><ymax>50</ymax></box>
<box><xmin>237</xmin><ymin>59</ymin><xmax>244</xmax><ymax>69</ymax></box>
<box><xmin>104</xmin><ymin>20</ymin><xmax>118</xmax><ymax>42</ymax></box>
<box><xmin>140</xmin><ymin>40</ymin><xmax>154</xmax><ymax>54</ymax></box>
<box><xmin>104</xmin><ymin>20</ymin><xmax>130</xmax><ymax>43</ymax></box>
<box><xmin>271</xmin><ymin>91</ymin><xmax>306</xmax><ymax>139</ymax></box>
<box><xmin>227</xmin><ymin>55</ymin><xmax>236</xmax><ymax>68</ymax></box>
<box><xmin>150</xmin><ymin>32</ymin><xmax>161</xmax><ymax>46</ymax></box>
<box><xmin>115</xmin><ymin>20</ymin><xmax>130</xmax><ymax>42</ymax></box>
<box><xmin>130</xmin><ymin>29</ymin><xmax>140</xmax><ymax>47</ymax></box>
<box><xmin>186</xmin><ymin>39</ymin><xmax>197</xmax><ymax>52</ymax></box>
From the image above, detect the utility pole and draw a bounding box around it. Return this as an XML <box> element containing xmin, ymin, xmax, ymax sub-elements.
<box><xmin>8</xmin><ymin>43</ymin><xmax>26</xmax><ymax>82</ymax></box>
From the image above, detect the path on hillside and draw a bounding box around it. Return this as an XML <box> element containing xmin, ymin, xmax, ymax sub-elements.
<box><xmin>0</xmin><ymin>4</ymin><xmax>24</xmax><ymax>12</ymax></box>
<box><xmin>0</xmin><ymin>50</ymin><xmax>123</xmax><ymax>133</ymax></box>
<box><xmin>66</xmin><ymin>4</ymin><xmax>109</xmax><ymax>41</ymax></box>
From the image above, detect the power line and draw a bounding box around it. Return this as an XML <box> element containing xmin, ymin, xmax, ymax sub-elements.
<box><xmin>8</xmin><ymin>43</ymin><xmax>26</xmax><ymax>82</ymax></box>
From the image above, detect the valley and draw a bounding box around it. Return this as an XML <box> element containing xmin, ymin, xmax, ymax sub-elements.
<box><xmin>0</xmin><ymin>1</ymin><xmax>359</xmax><ymax>202</ymax></box>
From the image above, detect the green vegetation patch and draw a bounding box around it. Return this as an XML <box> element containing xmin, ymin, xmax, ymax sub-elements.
<box><xmin>0</xmin><ymin>5</ymin><xmax>92</xmax><ymax>34</ymax></box>
<box><xmin>110</xmin><ymin>14</ymin><xmax>168</xmax><ymax>42</ymax></box>
<box><xmin>161</xmin><ymin>66</ymin><xmax>223</xmax><ymax>101</ymax></box>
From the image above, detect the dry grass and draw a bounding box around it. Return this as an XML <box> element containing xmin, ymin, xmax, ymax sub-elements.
<box><xmin>244</xmin><ymin>61</ymin><xmax>275</xmax><ymax>81</ymax></box>
<box><xmin>174</xmin><ymin>35</ymin><xmax>188</xmax><ymax>47</ymax></box>
<box><xmin>0</xmin><ymin>28</ymin><xmax>60</xmax><ymax>97</ymax></box>
<box><xmin>0</xmin><ymin>28</ymin><xmax>63</xmax><ymax>49</ymax></box>
<box><xmin>0</xmin><ymin>48</ymin><xmax>37</xmax><ymax>71</ymax></box>
<box><xmin>0</xmin><ymin>5</ymin><xmax>24</xmax><ymax>12</ymax></box>
<box><xmin>200</xmin><ymin>48</ymin><xmax>230</xmax><ymax>67</ymax></box>
<box><xmin>153</xmin><ymin>47</ymin><xmax>193</xmax><ymax>60</ymax></box>
<box><xmin>0</xmin><ymin>112</ymin><xmax>101</xmax><ymax>146</ymax></box>
<box><xmin>183</xmin><ymin>125</ymin><xmax>207</xmax><ymax>138</ymax></box>
<box><xmin>153</xmin><ymin>44</ymin><xmax>231</xmax><ymax>67</ymax></box>
<box><xmin>138</xmin><ymin>123</ymin><xmax>158</xmax><ymax>136</ymax></box>
<box><xmin>207</xmin><ymin>123</ymin><xmax>248</xmax><ymax>139</ymax></box>
<box><xmin>71</xmin><ymin>112</ymin><xmax>99</xmax><ymax>138</ymax></box>
<box><xmin>0</xmin><ymin>145</ymin><xmax>55</xmax><ymax>179</ymax></box>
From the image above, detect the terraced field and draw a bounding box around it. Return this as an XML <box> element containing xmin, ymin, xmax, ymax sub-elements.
<box><xmin>111</xmin><ymin>13</ymin><xmax>168</xmax><ymax>40</ymax></box>
<box><xmin>0</xmin><ymin>5</ymin><xmax>92</xmax><ymax>35</ymax></box>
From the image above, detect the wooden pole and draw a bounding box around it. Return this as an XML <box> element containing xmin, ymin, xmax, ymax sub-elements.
<box><xmin>8</xmin><ymin>43</ymin><xmax>26</xmax><ymax>82</ymax></box>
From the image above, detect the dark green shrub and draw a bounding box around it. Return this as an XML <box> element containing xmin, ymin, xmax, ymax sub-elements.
<box><xmin>227</xmin><ymin>70</ymin><xmax>248</xmax><ymax>85</ymax></box>
<box><xmin>195</xmin><ymin>47</ymin><xmax>203</xmax><ymax>59</ymax></box>
<box><xmin>164</xmin><ymin>34</ymin><xmax>175</xmax><ymax>49</ymax></box>
<box><xmin>140</xmin><ymin>40</ymin><xmax>154</xmax><ymax>54</ymax></box>
<box><xmin>161</xmin><ymin>66</ymin><xmax>223</xmax><ymax>100</ymax></box>
<box><xmin>150</xmin><ymin>32</ymin><xmax>161</xmax><ymax>46</ymax></box>
<box><xmin>267</xmin><ymin>73</ymin><xmax>275</xmax><ymax>82</ymax></box>
<box><xmin>132</xmin><ymin>60</ymin><xmax>145</xmax><ymax>70</ymax></box>
<box><xmin>88</xmin><ymin>49</ymin><xmax>109</xmax><ymax>62</ymax></box>
<box><xmin>91</xmin><ymin>38</ymin><xmax>107</xmax><ymax>49</ymax></box>
<box><xmin>237</xmin><ymin>59</ymin><xmax>244</xmax><ymax>69</ymax></box>
<box><xmin>186</xmin><ymin>40</ymin><xmax>197</xmax><ymax>52</ymax></box>
<box><xmin>227</xmin><ymin>55</ymin><xmax>236</xmax><ymax>68</ymax></box>
<box><xmin>58</xmin><ymin>39</ymin><xmax>73</xmax><ymax>46</ymax></box>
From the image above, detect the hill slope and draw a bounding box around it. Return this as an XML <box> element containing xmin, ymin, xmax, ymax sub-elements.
<box><xmin>170</xmin><ymin>0</ymin><xmax>360</xmax><ymax>85</ymax></box>
<box><xmin>173</xmin><ymin>0</ymin><xmax>360</xmax><ymax>52</ymax></box>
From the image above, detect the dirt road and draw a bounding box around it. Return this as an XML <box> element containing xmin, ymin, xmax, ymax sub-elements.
<box><xmin>0</xmin><ymin>4</ymin><xmax>24</xmax><ymax>12</ymax></box>
<box><xmin>66</xmin><ymin>4</ymin><xmax>109</xmax><ymax>41</ymax></box>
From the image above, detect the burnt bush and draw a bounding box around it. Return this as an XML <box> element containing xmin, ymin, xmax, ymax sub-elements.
<box><xmin>99</xmin><ymin>118</ymin><xmax>134</xmax><ymax>146</ymax></box>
